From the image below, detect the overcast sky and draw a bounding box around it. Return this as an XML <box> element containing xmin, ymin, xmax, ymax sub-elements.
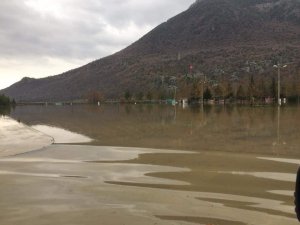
<box><xmin>0</xmin><ymin>0</ymin><xmax>195</xmax><ymax>89</ymax></box>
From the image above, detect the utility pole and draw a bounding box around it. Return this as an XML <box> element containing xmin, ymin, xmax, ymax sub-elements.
<box><xmin>201</xmin><ymin>75</ymin><xmax>206</xmax><ymax>107</ymax></box>
<box><xmin>278</xmin><ymin>66</ymin><xmax>281</xmax><ymax>106</ymax></box>
<box><xmin>273</xmin><ymin>63</ymin><xmax>287</xmax><ymax>106</ymax></box>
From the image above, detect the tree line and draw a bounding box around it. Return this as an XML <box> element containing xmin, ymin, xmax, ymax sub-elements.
<box><xmin>0</xmin><ymin>94</ymin><xmax>14</xmax><ymax>106</ymax></box>
<box><xmin>85</xmin><ymin>65</ymin><xmax>300</xmax><ymax>105</ymax></box>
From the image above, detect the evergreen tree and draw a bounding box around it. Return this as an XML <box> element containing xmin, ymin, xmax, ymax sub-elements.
<box><xmin>136</xmin><ymin>92</ymin><xmax>144</xmax><ymax>101</ymax></box>
<box><xmin>236</xmin><ymin>85</ymin><xmax>246</xmax><ymax>100</ymax></box>
<box><xmin>248</xmin><ymin>75</ymin><xmax>256</xmax><ymax>100</ymax></box>
<box><xmin>190</xmin><ymin>82</ymin><xmax>201</xmax><ymax>100</ymax></box>
<box><xmin>203</xmin><ymin>87</ymin><xmax>212</xmax><ymax>100</ymax></box>
<box><xmin>259</xmin><ymin>78</ymin><xmax>268</xmax><ymax>99</ymax></box>
<box><xmin>226</xmin><ymin>82</ymin><xmax>234</xmax><ymax>98</ymax></box>
<box><xmin>214</xmin><ymin>85</ymin><xmax>224</xmax><ymax>99</ymax></box>
<box><xmin>124</xmin><ymin>90</ymin><xmax>132</xmax><ymax>101</ymax></box>
<box><xmin>0</xmin><ymin>94</ymin><xmax>10</xmax><ymax>106</ymax></box>
<box><xmin>270</xmin><ymin>77</ymin><xmax>277</xmax><ymax>99</ymax></box>
<box><xmin>146</xmin><ymin>92</ymin><xmax>152</xmax><ymax>100</ymax></box>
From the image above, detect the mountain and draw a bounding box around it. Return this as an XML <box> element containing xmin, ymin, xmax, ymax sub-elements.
<box><xmin>3</xmin><ymin>0</ymin><xmax>300</xmax><ymax>102</ymax></box>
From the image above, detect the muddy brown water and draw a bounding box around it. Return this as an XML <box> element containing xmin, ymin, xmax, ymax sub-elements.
<box><xmin>3</xmin><ymin>104</ymin><xmax>300</xmax><ymax>224</ymax></box>
<box><xmin>10</xmin><ymin>104</ymin><xmax>300</xmax><ymax>154</ymax></box>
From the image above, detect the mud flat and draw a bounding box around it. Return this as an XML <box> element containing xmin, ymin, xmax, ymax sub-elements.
<box><xmin>0</xmin><ymin>144</ymin><xmax>298</xmax><ymax>225</ymax></box>
<box><xmin>0</xmin><ymin>116</ymin><xmax>53</xmax><ymax>157</ymax></box>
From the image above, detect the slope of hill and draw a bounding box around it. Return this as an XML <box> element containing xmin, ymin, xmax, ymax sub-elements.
<box><xmin>2</xmin><ymin>0</ymin><xmax>300</xmax><ymax>102</ymax></box>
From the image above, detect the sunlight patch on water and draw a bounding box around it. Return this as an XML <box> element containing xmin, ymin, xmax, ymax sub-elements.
<box><xmin>32</xmin><ymin>125</ymin><xmax>93</xmax><ymax>144</ymax></box>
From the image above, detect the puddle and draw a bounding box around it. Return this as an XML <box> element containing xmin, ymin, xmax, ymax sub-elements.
<box><xmin>32</xmin><ymin>125</ymin><xmax>93</xmax><ymax>144</ymax></box>
<box><xmin>0</xmin><ymin>145</ymin><xmax>298</xmax><ymax>224</ymax></box>
<box><xmin>194</xmin><ymin>191</ymin><xmax>295</xmax><ymax>216</ymax></box>
<box><xmin>267</xmin><ymin>190</ymin><xmax>294</xmax><ymax>197</ymax></box>
<box><xmin>221</xmin><ymin>171</ymin><xmax>296</xmax><ymax>182</ymax></box>
<box><xmin>61</xmin><ymin>175</ymin><xmax>87</xmax><ymax>179</ymax></box>
<box><xmin>156</xmin><ymin>215</ymin><xmax>247</xmax><ymax>225</ymax></box>
<box><xmin>258</xmin><ymin>157</ymin><xmax>300</xmax><ymax>165</ymax></box>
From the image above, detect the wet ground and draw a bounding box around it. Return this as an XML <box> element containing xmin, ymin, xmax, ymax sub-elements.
<box><xmin>1</xmin><ymin>104</ymin><xmax>300</xmax><ymax>224</ymax></box>
<box><xmin>0</xmin><ymin>115</ymin><xmax>53</xmax><ymax>157</ymax></box>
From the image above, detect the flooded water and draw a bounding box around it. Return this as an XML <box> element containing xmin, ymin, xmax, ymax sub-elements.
<box><xmin>9</xmin><ymin>104</ymin><xmax>300</xmax><ymax>155</ymax></box>
<box><xmin>1</xmin><ymin>104</ymin><xmax>300</xmax><ymax>224</ymax></box>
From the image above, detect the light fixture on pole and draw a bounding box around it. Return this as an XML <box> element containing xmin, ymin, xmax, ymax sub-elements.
<box><xmin>273</xmin><ymin>63</ymin><xmax>287</xmax><ymax>106</ymax></box>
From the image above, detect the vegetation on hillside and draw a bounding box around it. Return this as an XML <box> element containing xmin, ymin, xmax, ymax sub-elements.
<box><xmin>3</xmin><ymin>0</ymin><xmax>300</xmax><ymax>102</ymax></box>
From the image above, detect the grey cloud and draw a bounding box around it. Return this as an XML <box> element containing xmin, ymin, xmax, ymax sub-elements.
<box><xmin>0</xmin><ymin>0</ymin><xmax>195</xmax><ymax>61</ymax></box>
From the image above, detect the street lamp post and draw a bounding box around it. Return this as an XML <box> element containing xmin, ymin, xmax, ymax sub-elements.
<box><xmin>201</xmin><ymin>75</ymin><xmax>206</xmax><ymax>107</ymax></box>
<box><xmin>273</xmin><ymin>63</ymin><xmax>287</xmax><ymax>106</ymax></box>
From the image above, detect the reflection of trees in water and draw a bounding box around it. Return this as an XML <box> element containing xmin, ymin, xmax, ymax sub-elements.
<box><xmin>117</xmin><ymin>104</ymin><xmax>177</xmax><ymax>124</ymax></box>
<box><xmin>125</xmin><ymin>105</ymin><xmax>132</xmax><ymax>115</ymax></box>
<box><xmin>203</xmin><ymin>105</ymin><xmax>212</xmax><ymax>115</ymax></box>
<box><xmin>225</xmin><ymin>105</ymin><xmax>234</xmax><ymax>116</ymax></box>
<box><xmin>122</xmin><ymin>104</ymin><xmax>156</xmax><ymax>115</ymax></box>
<box><xmin>270</xmin><ymin>106</ymin><xmax>277</xmax><ymax>122</ymax></box>
<box><xmin>214</xmin><ymin>106</ymin><xmax>224</xmax><ymax>115</ymax></box>
<box><xmin>8</xmin><ymin>104</ymin><xmax>300</xmax><ymax>155</ymax></box>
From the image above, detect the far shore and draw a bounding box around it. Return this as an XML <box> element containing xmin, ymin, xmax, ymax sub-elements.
<box><xmin>13</xmin><ymin>97</ymin><xmax>298</xmax><ymax>107</ymax></box>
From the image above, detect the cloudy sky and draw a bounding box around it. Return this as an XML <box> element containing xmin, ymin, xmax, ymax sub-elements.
<box><xmin>0</xmin><ymin>0</ymin><xmax>195</xmax><ymax>89</ymax></box>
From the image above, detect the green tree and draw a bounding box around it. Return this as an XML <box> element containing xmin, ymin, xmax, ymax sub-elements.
<box><xmin>236</xmin><ymin>85</ymin><xmax>246</xmax><ymax>100</ymax></box>
<box><xmin>158</xmin><ymin>90</ymin><xmax>167</xmax><ymax>100</ymax></box>
<box><xmin>124</xmin><ymin>90</ymin><xmax>132</xmax><ymax>101</ymax></box>
<box><xmin>214</xmin><ymin>85</ymin><xmax>224</xmax><ymax>99</ymax></box>
<box><xmin>258</xmin><ymin>78</ymin><xmax>268</xmax><ymax>99</ymax></box>
<box><xmin>190</xmin><ymin>82</ymin><xmax>201</xmax><ymax>100</ymax></box>
<box><xmin>203</xmin><ymin>87</ymin><xmax>212</xmax><ymax>100</ymax></box>
<box><xmin>248</xmin><ymin>75</ymin><xmax>256</xmax><ymax>100</ymax></box>
<box><xmin>0</xmin><ymin>94</ymin><xmax>10</xmax><ymax>106</ymax></box>
<box><xmin>136</xmin><ymin>92</ymin><xmax>144</xmax><ymax>101</ymax></box>
<box><xmin>226</xmin><ymin>82</ymin><xmax>234</xmax><ymax>98</ymax></box>
<box><xmin>146</xmin><ymin>92</ymin><xmax>152</xmax><ymax>100</ymax></box>
<box><xmin>270</xmin><ymin>77</ymin><xmax>277</xmax><ymax>99</ymax></box>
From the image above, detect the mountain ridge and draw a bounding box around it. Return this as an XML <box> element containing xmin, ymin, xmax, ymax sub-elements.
<box><xmin>2</xmin><ymin>0</ymin><xmax>300</xmax><ymax>102</ymax></box>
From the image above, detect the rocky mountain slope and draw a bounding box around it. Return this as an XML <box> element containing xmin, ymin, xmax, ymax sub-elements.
<box><xmin>2</xmin><ymin>0</ymin><xmax>300</xmax><ymax>102</ymax></box>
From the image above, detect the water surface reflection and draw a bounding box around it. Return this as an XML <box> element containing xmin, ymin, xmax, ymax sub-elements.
<box><xmin>9</xmin><ymin>104</ymin><xmax>300</xmax><ymax>156</ymax></box>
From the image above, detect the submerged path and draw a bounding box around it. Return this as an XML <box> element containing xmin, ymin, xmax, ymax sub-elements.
<box><xmin>0</xmin><ymin>116</ymin><xmax>53</xmax><ymax>157</ymax></box>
